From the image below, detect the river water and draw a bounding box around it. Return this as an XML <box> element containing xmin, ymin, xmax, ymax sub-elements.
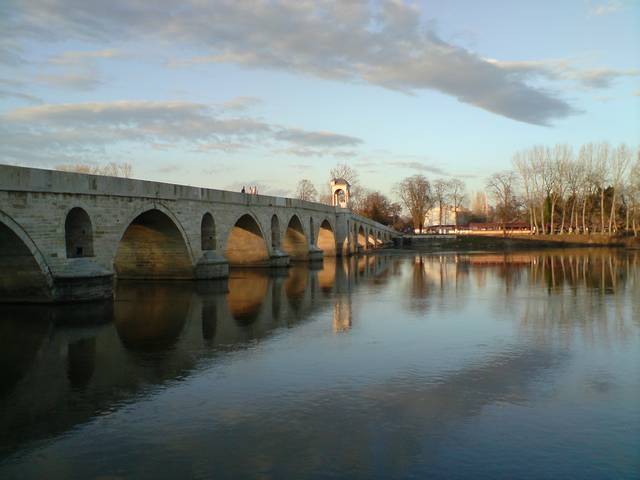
<box><xmin>0</xmin><ymin>250</ymin><xmax>638</xmax><ymax>479</ymax></box>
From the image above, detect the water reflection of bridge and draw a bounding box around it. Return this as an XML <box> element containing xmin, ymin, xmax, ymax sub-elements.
<box><xmin>0</xmin><ymin>254</ymin><xmax>394</xmax><ymax>456</ymax></box>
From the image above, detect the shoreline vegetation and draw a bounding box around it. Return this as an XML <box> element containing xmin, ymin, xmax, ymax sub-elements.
<box><xmin>399</xmin><ymin>233</ymin><xmax>640</xmax><ymax>252</ymax></box>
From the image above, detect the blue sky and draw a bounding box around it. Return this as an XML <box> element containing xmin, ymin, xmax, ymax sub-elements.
<box><xmin>1</xmin><ymin>0</ymin><xmax>638</xmax><ymax>198</ymax></box>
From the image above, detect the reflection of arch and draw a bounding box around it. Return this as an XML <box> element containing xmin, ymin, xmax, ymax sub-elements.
<box><xmin>227</xmin><ymin>271</ymin><xmax>268</xmax><ymax>325</ymax></box>
<box><xmin>282</xmin><ymin>214</ymin><xmax>308</xmax><ymax>261</ymax></box>
<box><xmin>65</xmin><ymin>207</ymin><xmax>94</xmax><ymax>258</ymax></box>
<box><xmin>201</xmin><ymin>212</ymin><xmax>216</xmax><ymax>251</ymax></box>
<box><xmin>115</xmin><ymin>208</ymin><xmax>193</xmax><ymax>279</ymax></box>
<box><xmin>318</xmin><ymin>219</ymin><xmax>336</xmax><ymax>256</ymax></box>
<box><xmin>318</xmin><ymin>256</ymin><xmax>336</xmax><ymax>293</ymax></box>
<box><xmin>115</xmin><ymin>283</ymin><xmax>191</xmax><ymax>351</ymax></box>
<box><xmin>0</xmin><ymin>210</ymin><xmax>53</xmax><ymax>302</ymax></box>
<box><xmin>357</xmin><ymin>225</ymin><xmax>366</xmax><ymax>249</ymax></box>
<box><xmin>285</xmin><ymin>266</ymin><xmax>307</xmax><ymax>311</ymax></box>
<box><xmin>271</xmin><ymin>214</ymin><xmax>281</xmax><ymax>249</ymax></box>
<box><xmin>225</xmin><ymin>214</ymin><xmax>269</xmax><ymax>266</ymax></box>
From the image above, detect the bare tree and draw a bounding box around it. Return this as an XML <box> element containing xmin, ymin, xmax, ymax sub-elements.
<box><xmin>396</xmin><ymin>175</ymin><xmax>434</xmax><ymax>234</ymax></box>
<box><xmin>629</xmin><ymin>152</ymin><xmax>640</xmax><ymax>236</ymax></box>
<box><xmin>608</xmin><ymin>143</ymin><xmax>632</xmax><ymax>234</ymax></box>
<box><xmin>486</xmin><ymin>171</ymin><xmax>521</xmax><ymax>235</ymax></box>
<box><xmin>295</xmin><ymin>179</ymin><xmax>318</xmax><ymax>202</ymax></box>
<box><xmin>432</xmin><ymin>179</ymin><xmax>450</xmax><ymax>225</ymax></box>
<box><xmin>447</xmin><ymin>179</ymin><xmax>466</xmax><ymax>226</ymax></box>
<box><xmin>55</xmin><ymin>162</ymin><xmax>133</xmax><ymax>178</ymax></box>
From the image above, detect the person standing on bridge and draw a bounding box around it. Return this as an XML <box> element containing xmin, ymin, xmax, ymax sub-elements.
<box><xmin>241</xmin><ymin>186</ymin><xmax>246</xmax><ymax>193</ymax></box>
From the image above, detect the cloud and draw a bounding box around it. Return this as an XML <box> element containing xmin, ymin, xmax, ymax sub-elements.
<box><xmin>488</xmin><ymin>58</ymin><xmax>640</xmax><ymax>90</ymax></box>
<box><xmin>0</xmin><ymin>99</ymin><xmax>363</xmax><ymax>165</ymax></box>
<box><xmin>275</xmin><ymin>129</ymin><xmax>362</xmax><ymax>148</ymax></box>
<box><xmin>36</xmin><ymin>71</ymin><xmax>103</xmax><ymax>90</ymax></box>
<box><xmin>4</xmin><ymin>0</ymin><xmax>584</xmax><ymax>125</ymax></box>
<box><xmin>589</xmin><ymin>1</ymin><xmax>623</xmax><ymax>16</ymax></box>
<box><xmin>0</xmin><ymin>88</ymin><xmax>41</xmax><ymax>103</ymax></box>
<box><xmin>387</xmin><ymin>161</ymin><xmax>448</xmax><ymax>176</ymax></box>
<box><xmin>48</xmin><ymin>49</ymin><xmax>120</xmax><ymax>65</ymax></box>
<box><xmin>220</xmin><ymin>96</ymin><xmax>262</xmax><ymax>112</ymax></box>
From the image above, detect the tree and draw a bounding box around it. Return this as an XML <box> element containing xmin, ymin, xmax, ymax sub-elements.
<box><xmin>447</xmin><ymin>179</ymin><xmax>466</xmax><ymax>226</ymax></box>
<box><xmin>357</xmin><ymin>190</ymin><xmax>400</xmax><ymax>225</ymax></box>
<box><xmin>486</xmin><ymin>171</ymin><xmax>521</xmax><ymax>234</ymax></box>
<box><xmin>608</xmin><ymin>143</ymin><xmax>632</xmax><ymax>234</ymax></box>
<box><xmin>432</xmin><ymin>179</ymin><xmax>450</xmax><ymax>225</ymax></box>
<box><xmin>295</xmin><ymin>179</ymin><xmax>318</xmax><ymax>202</ymax></box>
<box><xmin>396</xmin><ymin>175</ymin><xmax>434</xmax><ymax>234</ymax></box>
<box><xmin>55</xmin><ymin>162</ymin><xmax>133</xmax><ymax>178</ymax></box>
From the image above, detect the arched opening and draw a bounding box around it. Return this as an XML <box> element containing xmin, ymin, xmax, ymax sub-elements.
<box><xmin>309</xmin><ymin>217</ymin><xmax>315</xmax><ymax>246</ymax></box>
<box><xmin>334</xmin><ymin>189</ymin><xmax>346</xmax><ymax>206</ymax></box>
<box><xmin>114</xmin><ymin>209</ymin><xmax>193</xmax><ymax>279</ymax></box>
<box><xmin>282</xmin><ymin>214</ymin><xmax>308</xmax><ymax>261</ymax></box>
<box><xmin>357</xmin><ymin>225</ymin><xmax>366</xmax><ymax>249</ymax></box>
<box><xmin>271</xmin><ymin>214</ymin><xmax>281</xmax><ymax>249</ymax></box>
<box><xmin>376</xmin><ymin>231</ymin><xmax>382</xmax><ymax>246</ymax></box>
<box><xmin>201</xmin><ymin>213</ymin><xmax>216</xmax><ymax>251</ymax></box>
<box><xmin>318</xmin><ymin>219</ymin><xmax>336</xmax><ymax>256</ymax></box>
<box><xmin>368</xmin><ymin>230</ymin><xmax>376</xmax><ymax>248</ymax></box>
<box><xmin>0</xmin><ymin>220</ymin><xmax>51</xmax><ymax>302</ymax></box>
<box><xmin>225</xmin><ymin>214</ymin><xmax>269</xmax><ymax>266</ymax></box>
<box><xmin>65</xmin><ymin>207</ymin><xmax>94</xmax><ymax>258</ymax></box>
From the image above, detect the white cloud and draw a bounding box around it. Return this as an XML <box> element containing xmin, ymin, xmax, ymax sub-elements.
<box><xmin>0</xmin><ymin>99</ymin><xmax>364</xmax><ymax>165</ymax></box>
<box><xmin>589</xmin><ymin>1</ymin><xmax>624</xmax><ymax>16</ymax></box>
<box><xmin>4</xmin><ymin>0</ymin><xmax>585</xmax><ymax>125</ymax></box>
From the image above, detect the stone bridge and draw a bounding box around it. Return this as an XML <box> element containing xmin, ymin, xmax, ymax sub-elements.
<box><xmin>0</xmin><ymin>165</ymin><xmax>398</xmax><ymax>303</ymax></box>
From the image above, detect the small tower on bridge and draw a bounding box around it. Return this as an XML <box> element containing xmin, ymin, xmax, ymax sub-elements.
<box><xmin>330</xmin><ymin>178</ymin><xmax>351</xmax><ymax>209</ymax></box>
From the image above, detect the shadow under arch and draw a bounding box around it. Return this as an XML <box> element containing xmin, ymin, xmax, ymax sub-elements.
<box><xmin>282</xmin><ymin>214</ymin><xmax>308</xmax><ymax>261</ymax></box>
<box><xmin>225</xmin><ymin>213</ymin><xmax>270</xmax><ymax>267</ymax></box>
<box><xmin>0</xmin><ymin>210</ymin><xmax>53</xmax><ymax>302</ymax></box>
<box><xmin>227</xmin><ymin>270</ymin><xmax>269</xmax><ymax>325</ymax></box>
<box><xmin>318</xmin><ymin>219</ymin><xmax>337</xmax><ymax>256</ymax></box>
<box><xmin>114</xmin><ymin>207</ymin><xmax>194</xmax><ymax>279</ymax></box>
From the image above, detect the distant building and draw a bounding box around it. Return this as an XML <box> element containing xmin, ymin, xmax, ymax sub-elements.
<box><xmin>424</xmin><ymin>205</ymin><xmax>468</xmax><ymax>228</ymax></box>
<box><xmin>330</xmin><ymin>178</ymin><xmax>351</xmax><ymax>209</ymax></box>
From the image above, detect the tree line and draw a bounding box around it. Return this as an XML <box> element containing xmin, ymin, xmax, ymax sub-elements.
<box><xmin>493</xmin><ymin>142</ymin><xmax>640</xmax><ymax>236</ymax></box>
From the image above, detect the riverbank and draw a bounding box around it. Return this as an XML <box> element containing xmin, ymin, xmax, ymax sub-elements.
<box><xmin>400</xmin><ymin>233</ymin><xmax>640</xmax><ymax>252</ymax></box>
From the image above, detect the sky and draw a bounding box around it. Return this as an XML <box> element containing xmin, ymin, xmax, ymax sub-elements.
<box><xmin>1</xmin><ymin>0</ymin><xmax>639</xmax><ymax>198</ymax></box>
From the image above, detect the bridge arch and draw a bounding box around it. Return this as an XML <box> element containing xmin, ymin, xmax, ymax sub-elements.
<box><xmin>367</xmin><ymin>229</ymin><xmax>376</xmax><ymax>249</ymax></box>
<box><xmin>357</xmin><ymin>225</ymin><xmax>366</xmax><ymax>250</ymax></box>
<box><xmin>225</xmin><ymin>213</ymin><xmax>269</xmax><ymax>266</ymax></box>
<box><xmin>318</xmin><ymin>219</ymin><xmax>337</xmax><ymax>256</ymax></box>
<box><xmin>114</xmin><ymin>206</ymin><xmax>194</xmax><ymax>279</ymax></box>
<box><xmin>282</xmin><ymin>214</ymin><xmax>308</xmax><ymax>261</ymax></box>
<box><xmin>0</xmin><ymin>210</ymin><xmax>53</xmax><ymax>302</ymax></box>
<box><xmin>376</xmin><ymin>231</ymin><xmax>382</xmax><ymax>247</ymax></box>
<box><xmin>65</xmin><ymin>207</ymin><xmax>94</xmax><ymax>258</ymax></box>
<box><xmin>201</xmin><ymin>212</ymin><xmax>216</xmax><ymax>251</ymax></box>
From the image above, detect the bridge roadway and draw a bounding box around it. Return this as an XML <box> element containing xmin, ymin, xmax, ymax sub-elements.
<box><xmin>0</xmin><ymin>165</ymin><xmax>398</xmax><ymax>302</ymax></box>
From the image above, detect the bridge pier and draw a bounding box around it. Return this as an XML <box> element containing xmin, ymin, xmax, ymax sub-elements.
<box><xmin>308</xmin><ymin>246</ymin><xmax>324</xmax><ymax>263</ymax></box>
<box><xmin>269</xmin><ymin>249</ymin><xmax>290</xmax><ymax>268</ymax></box>
<box><xmin>195</xmin><ymin>251</ymin><xmax>229</xmax><ymax>280</ymax></box>
<box><xmin>51</xmin><ymin>259</ymin><xmax>113</xmax><ymax>303</ymax></box>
